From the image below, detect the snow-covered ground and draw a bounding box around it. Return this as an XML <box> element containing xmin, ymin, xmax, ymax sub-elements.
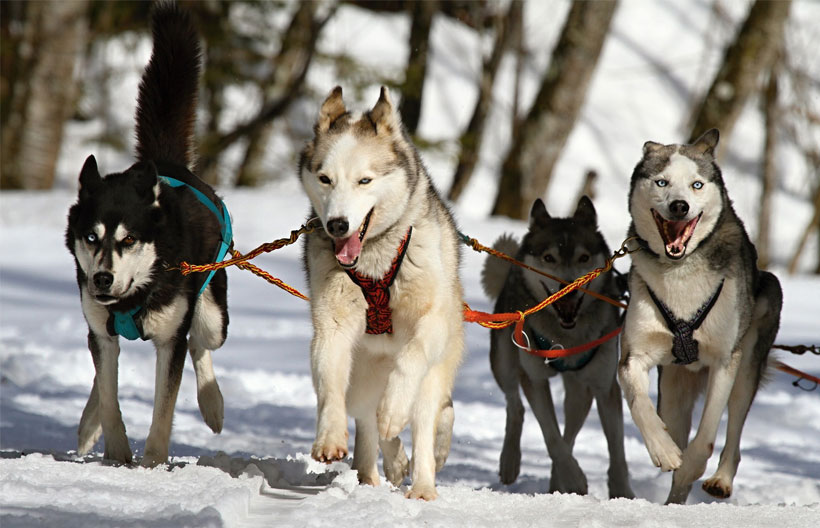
<box><xmin>2</xmin><ymin>1</ymin><xmax>820</xmax><ymax>526</ymax></box>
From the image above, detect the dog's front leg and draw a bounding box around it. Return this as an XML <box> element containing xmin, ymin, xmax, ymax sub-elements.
<box><xmin>311</xmin><ymin>329</ymin><xmax>355</xmax><ymax>463</ymax></box>
<box><xmin>667</xmin><ymin>352</ymin><xmax>740</xmax><ymax>504</ymax></box>
<box><xmin>142</xmin><ymin>336</ymin><xmax>187</xmax><ymax>467</ymax></box>
<box><xmin>619</xmin><ymin>342</ymin><xmax>682</xmax><ymax>472</ymax></box>
<box><xmin>84</xmin><ymin>330</ymin><xmax>131</xmax><ymax>464</ymax></box>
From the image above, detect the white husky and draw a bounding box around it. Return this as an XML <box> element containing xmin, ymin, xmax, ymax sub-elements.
<box><xmin>299</xmin><ymin>86</ymin><xmax>464</xmax><ymax>500</ymax></box>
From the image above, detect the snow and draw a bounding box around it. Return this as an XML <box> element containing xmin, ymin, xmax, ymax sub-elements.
<box><xmin>2</xmin><ymin>1</ymin><xmax>820</xmax><ymax>526</ymax></box>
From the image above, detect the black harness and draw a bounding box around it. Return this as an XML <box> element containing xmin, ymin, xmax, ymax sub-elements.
<box><xmin>646</xmin><ymin>280</ymin><xmax>724</xmax><ymax>365</ymax></box>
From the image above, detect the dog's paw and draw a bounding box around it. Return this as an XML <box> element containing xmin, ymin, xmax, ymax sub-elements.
<box><xmin>645</xmin><ymin>432</ymin><xmax>682</xmax><ymax>472</ymax></box>
<box><xmin>377</xmin><ymin>392</ymin><xmax>412</xmax><ymax>440</ymax></box>
<box><xmin>197</xmin><ymin>382</ymin><xmax>224</xmax><ymax>433</ymax></box>
<box><xmin>77</xmin><ymin>422</ymin><xmax>103</xmax><ymax>456</ymax></box>
<box><xmin>405</xmin><ymin>484</ymin><xmax>438</xmax><ymax>501</ymax></box>
<box><xmin>383</xmin><ymin>445</ymin><xmax>409</xmax><ymax>487</ymax></box>
<box><xmin>498</xmin><ymin>443</ymin><xmax>521</xmax><ymax>485</ymax></box>
<box><xmin>139</xmin><ymin>449</ymin><xmax>167</xmax><ymax>468</ymax></box>
<box><xmin>702</xmin><ymin>476</ymin><xmax>732</xmax><ymax>499</ymax></box>
<box><xmin>311</xmin><ymin>429</ymin><xmax>349</xmax><ymax>463</ymax></box>
<box><xmin>549</xmin><ymin>458</ymin><xmax>588</xmax><ymax>495</ymax></box>
<box><xmin>103</xmin><ymin>437</ymin><xmax>133</xmax><ymax>465</ymax></box>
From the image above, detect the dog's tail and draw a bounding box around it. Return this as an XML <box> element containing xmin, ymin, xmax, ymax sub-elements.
<box><xmin>481</xmin><ymin>234</ymin><xmax>519</xmax><ymax>301</ymax></box>
<box><xmin>135</xmin><ymin>2</ymin><xmax>200</xmax><ymax>168</ymax></box>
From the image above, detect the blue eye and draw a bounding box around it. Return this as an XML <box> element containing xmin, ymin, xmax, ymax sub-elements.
<box><xmin>692</xmin><ymin>181</ymin><xmax>704</xmax><ymax>190</ymax></box>
<box><xmin>655</xmin><ymin>180</ymin><xmax>668</xmax><ymax>187</ymax></box>
<box><xmin>85</xmin><ymin>233</ymin><xmax>98</xmax><ymax>243</ymax></box>
<box><xmin>358</xmin><ymin>178</ymin><xmax>372</xmax><ymax>185</ymax></box>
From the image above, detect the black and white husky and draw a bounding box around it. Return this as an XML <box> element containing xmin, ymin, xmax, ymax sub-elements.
<box><xmin>65</xmin><ymin>4</ymin><xmax>230</xmax><ymax>467</ymax></box>
<box><xmin>618</xmin><ymin>129</ymin><xmax>782</xmax><ymax>503</ymax></box>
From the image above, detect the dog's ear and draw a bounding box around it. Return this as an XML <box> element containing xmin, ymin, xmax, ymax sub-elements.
<box><xmin>529</xmin><ymin>198</ymin><xmax>550</xmax><ymax>228</ymax></box>
<box><xmin>369</xmin><ymin>86</ymin><xmax>400</xmax><ymax>136</ymax></box>
<box><xmin>78</xmin><ymin>155</ymin><xmax>102</xmax><ymax>198</ymax></box>
<box><xmin>129</xmin><ymin>161</ymin><xmax>159</xmax><ymax>203</ymax></box>
<box><xmin>573</xmin><ymin>195</ymin><xmax>597</xmax><ymax>224</ymax></box>
<box><xmin>691</xmin><ymin>128</ymin><xmax>719</xmax><ymax>157</ymax></box>
<box><xmin>642</xmin><ymin>141</ymin><xmax>664</xmax><ymax>157</ymax></box>
<box><xmin>316</xmin><ymin>86</ymin><xmax>346</xmax><ymax>133</ymax></box>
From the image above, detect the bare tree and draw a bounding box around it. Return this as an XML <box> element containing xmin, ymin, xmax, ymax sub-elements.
<box><xmin>398</xmin><ymin>0</ymin><xmax>439</xmax><ymax>136</ymax></box>
<box><xmin>1</xmin><ymin>0</ymin><xmax>89</xmax><ymax>189</ymax></box>
<box><xmin>687</xmin><ymin>0</ymin><xmax>792</xmax><ymax>146</ymax></box>
<box><xmin>447</xmin><ymin>1</ymin><xmax>521</xmax><ymax>203</ymax></box>
<box><xmin>491</xmin><ymin>0</ymin><xmax>618</xmax><ymax>219</ymax></box>
<box><xmin>757</xmin><ymin>59</ymin><xmax>780</xmax><ymax>269</ymax></box>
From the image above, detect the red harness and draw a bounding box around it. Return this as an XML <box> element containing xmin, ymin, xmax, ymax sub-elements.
<box><xmin>345</xmin><ymin>227</ymin><xmax>413</xmax><ymax>335</ymax></box>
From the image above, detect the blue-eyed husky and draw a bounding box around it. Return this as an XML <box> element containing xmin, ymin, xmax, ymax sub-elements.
<box><xmin>65</xmin><ymin>4</ymin><xmax>229</xmax><ymax>467</ymax></box>
<box><xmin>482</xmin><ymin>197</ymin><xmax>634</xmax><ymax>498</ymax></box>
<box><xmin>299</xmin><ymin>87</ymin><xmax>464</xmax><ymax>500</ymax></box>
<box><xmin>619</xmin><ymin>129</ymin><xmax>782</xmax><ymax>504</ymax></box>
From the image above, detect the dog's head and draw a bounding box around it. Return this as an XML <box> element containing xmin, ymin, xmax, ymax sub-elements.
<box><xmin>628</xmin><ymin>129</ymin><xmax>726</xmax><ymax>261</ymax></box>
<box><xmin>519</xmin><ymin>196</ymin><xmax>611</xmax><ymax>329</ymax></box>
<box><xmin>66</xmin><ymin>155</ymin><xmax>164</xmax><ymax>305</ymax></box>
<box><xmin>299</xmin><ymin>86</ymin><xmax>418</xmax><ymax>268</ymax></box>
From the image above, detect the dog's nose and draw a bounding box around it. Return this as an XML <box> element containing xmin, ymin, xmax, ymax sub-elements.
<box><xmin>326</xmin><ymin>217</ymin><xmax>349</xmax><ymax>238</ymax></box>
<box><xmin>669</xmin><ymin>200</ymin><xmax>689</xmax><ymax>219</ymax></box>
<box><xmin>93</xmin><ymin>272</ymin><xmax>114</xmax><ymax>290</ymax></box>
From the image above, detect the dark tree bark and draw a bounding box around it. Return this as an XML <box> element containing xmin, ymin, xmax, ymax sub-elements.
<box><xmin>1</xmin><ymin>0</ymin><xmax>89</xmax><ymax>189</ymax></box>
<box><xmin>687</xmin><ymin>0</ymin><xmax>792</xmax><ymax>146</ymax></box>
<box><xmin>491</xmin><ymin>0</ymin><xmax>618</xmax><ymax>219</ymax></box>
<box><xmin>757</xmin><ymin>61</ymin><xmax>780</xmax><ymax>269</ymax></box>
<box><xmin>448</xmin><ymin>1</ymin><xmax>521</xmax><ymax>203</ymax></box>
<box><xmin>398</xmin><ymin>0</ymin><xmax>438</xmax><ymax>136</ymax></box>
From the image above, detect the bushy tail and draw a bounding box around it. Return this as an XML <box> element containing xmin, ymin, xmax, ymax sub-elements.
<box><xmin>135</xmin><ymin>2</ymin><xmax>200</xmax><ymax>167</ymax></box>
<box><xmin>481</xmin><ymin>234</ymin><xmax>519</xmax><ymax>301</ymax></box>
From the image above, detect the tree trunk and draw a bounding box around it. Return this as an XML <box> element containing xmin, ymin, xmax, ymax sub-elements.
<box><xmin>687</xmin><ymin>0</ymin><xmax>791</xmax><ymax>147</ymax></box>
<box><xmin>448</xmin><ymin>1</ymin><xmax>521</xmax><ymax>202</ymax></box>
<box><xmin>1</xmin><ymin>0</ymin><xmax>89</xmax><ymax>189</ymax></box>
<box><xmin>398</xmin><ymin>0</ymin><xmax>438</xmax><ymax>136</ymax></box>
<box><xmin>788</xmin><ymin>183</ymin><xmax>820</xmax><ymax>275</ymax></box>
<box><xmin>491</xmin><ymin>0</ymin><xmax>618</xmax><ymax>220</ymax></box>
<box><xmin>757</xmin><ymin>62</ymin><xmax>779</xmax><ymax>269</ymax></box>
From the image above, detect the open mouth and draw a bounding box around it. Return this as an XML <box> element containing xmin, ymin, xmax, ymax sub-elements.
<box><xmin>94</xmin><ymin>294</ymin><xmax>118</xmax><ymax>305</ymax></box>
<box><xmin>651</xmin><ymin>209</ymin><xmax>701</xmax><ymax>259</ymax></box>
<box><xmin>333</xmin><ymin>208</ymin><xmax>374</xmax><ymax>268</ymax></box>
<box><xmin>542</xmin><ymin>282</ymin><xmax>583</xmax><ymax>329</ymax></box>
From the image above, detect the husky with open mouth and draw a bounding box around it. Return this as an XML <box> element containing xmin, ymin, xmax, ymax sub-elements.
<box><xmin>65</xmin><ymin>4</ymin><xmax>229</xmax><ymax>467</ymax></box>
<box><xmin>482</xmin><ymin>197</ymin><xmax>634</xmax><ymax>498</ymax></box>
<box><xmin>299</xmin><ymin>86</ymin><xmax>464</xmax><ymax>500</ymax></box>
<box><xmin>619</xmin><ymin>129</ymin><xmax>782</xmax><ymax>504</ymax></box>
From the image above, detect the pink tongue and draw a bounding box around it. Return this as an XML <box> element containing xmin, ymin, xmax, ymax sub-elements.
<box><xmin>334</xmin><ymin>235</ymin><xmax>362</xmax><ymax>266</ymax></box>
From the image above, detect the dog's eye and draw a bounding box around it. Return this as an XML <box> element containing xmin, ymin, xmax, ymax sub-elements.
<box><xmin>692</xmin><ymin>181</ymin><xmax>704</xmax><ymax>190</ymax></box>
<box><xmin>578</xmin><ymin>254</ymin><xmax>590</xmax><ymax>263</ymax></box>
<box><xmin>85</xmin><ymin>233</ymin><xmax>98</xmax><ymax>244</ymax></box>
<box><xmin>318</xmin><ymin>174</ymin><xmax>331</xmax><ymax>185</ymax></box>
<box><xmin>543</xmin><ymin>254</ymin><xmax>556</xmax><ymax>263</ymax></box>
<box><xmin>655</xmin><ymin>179</ymin><xmax>668</xmax><ymax>187</ymax></box>
<box><xmin>358</xmin><ymin>177</ymin><xmax>372</xmax><ymax>185</ymax></box>
<box><xmin>121</xmin><ymin>235</ymin><xmax>136</xmax><ymax>247</ymax></box>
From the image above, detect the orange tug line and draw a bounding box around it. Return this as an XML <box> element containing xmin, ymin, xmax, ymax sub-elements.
<box><xmin>171</xmin><ymin>221</ymin><xmax>817</xmax><ymax>388</ymax></box>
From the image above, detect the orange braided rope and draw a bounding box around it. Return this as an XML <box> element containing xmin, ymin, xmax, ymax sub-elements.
<box><xmin>460</xmin><ymin>233</ymin><xmax>633</xmax><ymax>310</ymax></box>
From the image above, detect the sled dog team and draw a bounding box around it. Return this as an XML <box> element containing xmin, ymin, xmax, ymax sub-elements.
<box><xmin>66</xmin><ymin>4</ymin><xmax>782</xmax><ymax>505</ymax></box>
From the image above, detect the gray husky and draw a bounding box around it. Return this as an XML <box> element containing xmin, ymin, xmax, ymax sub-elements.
<box><xmin>299</xmin><ymin>86</ymin><xmax>464</xmax><ymax>500</ymax></box>
<box><xmin>618</xmin><ymin>129</ymin><xmax>782</xmax><ymax>504</ymax></box>
<box><xmin>483</xmin><ymin>197</ymin><xmax>634</xmax><ymax>498</ymax></box>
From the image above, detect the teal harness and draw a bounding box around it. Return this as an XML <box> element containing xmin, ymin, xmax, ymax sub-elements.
<box><xmin>531</xmin><ymin>330</ymin><xmax>598</xmax><ymax>372</ymax></box>
<box><xmin>109</xmin><ymin>175</ymin><xmax>232</xmax><ymax>340</ymax></box>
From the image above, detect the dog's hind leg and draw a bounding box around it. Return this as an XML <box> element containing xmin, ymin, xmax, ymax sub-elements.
<box><xmin>703</xmin><ymin>273</ymin><xmax>781</xmax><ymax>499</ymax></box>
<box><xmin>87</xmin><ymin>331</ymin><xmax>132</xmax><ymax>464</ymax></box>
<box><xmin>520</xmin><ymin>373</ymin><xmax>587</xmax><ymax>495</ymax></box>
<box><xmin>188</xmin><ymin>347</ymin><xmax>224</xmax><ymax>433</ymax></box>
<box><xmin>141</xmin><ymin>336</ymin><xmax>187</xmax><ymax>468</ymax></box>
<box><xmin>381</xmin><ymin>436</ymin><xmax>409</xmax><ymax>487</ymax></box>
<box><xmin>657</xmin><ymin>365</ymin><xmax>703</xmax><ymax>452</ymax></box>
<box><xmin>77</xmin><ymin>374</ymin><xmax>103</xmax><ymax>456</ymax></box>
<box><xmin>352</xmin><ymin>417</ymin><xmax>381</xmax><ymax>486</ymax></box>
<box><xmin>490</xmin><ymin>329</ymin><xmax>525</xmax><ymax>485</ymax></box>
